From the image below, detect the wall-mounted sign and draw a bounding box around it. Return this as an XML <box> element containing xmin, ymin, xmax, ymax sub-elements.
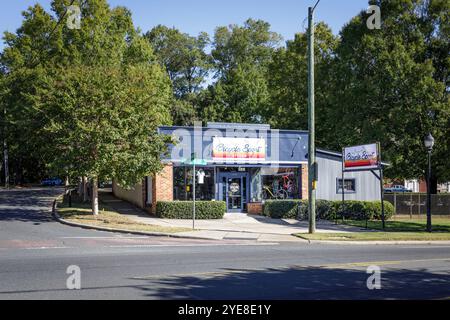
<box><xmin>343</xmin><ymin>143</ymin><xmax>380</xmax><ymax>171</ymax></box>
<box><xmin>212</xmin><ymin>137</ymin><xmax>265</xmax><ymax>161</ymax></box>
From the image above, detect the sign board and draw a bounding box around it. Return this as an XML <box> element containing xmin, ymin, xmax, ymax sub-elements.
<box><xmin>343</xmin><ymin>143</ymin><xmax>380</xmax><ymax>171</ymax></box>
<box><xmin>212</xmin><ymin>137</ymin><xmax>266</xmax><ymax>161</ymax></box>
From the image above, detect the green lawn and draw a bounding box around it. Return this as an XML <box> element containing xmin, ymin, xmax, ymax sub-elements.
<box><xmin>57</xmin><ymin>197</ymin><xmax>190</xmax><ymax>234</ymax></box>
<box><xmin>296</xmin><ymin>232</ymin><xmax>450</xmax><ymax>241</ymax></box>
<box><xmin>340</xmin><ymin>217</ymin><xmax>450</xmax><ymax>233</ymax></box>
<box><xmin>295</xmin><ymin>217</ymin><xmax>450</xmax><ymax>241</ymax></box>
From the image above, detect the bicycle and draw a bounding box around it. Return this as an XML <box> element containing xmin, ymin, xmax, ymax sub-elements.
<box><xmin>263</xmin><ymin>185</ymin><xmax>288</xmax><ymax>200</ymax></box>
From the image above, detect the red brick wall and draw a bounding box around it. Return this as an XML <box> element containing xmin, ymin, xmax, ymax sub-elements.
<box><xmin>248</xmin><ymin>202</ymin><xmax>263</xmax><ymax>215</ymax></box>
<box><xmin>301</xmin><ymin>164</ymin><xmax>309</xmax><ymax>200</ymax></box>
<box><xmin>149</xmin><ymin>163</ymin><xmax>174</xmax><ymax>215</ymax></box>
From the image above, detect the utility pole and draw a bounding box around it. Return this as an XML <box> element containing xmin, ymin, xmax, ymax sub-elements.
<box><xmin>308</xmin><ymin>2</ymin><xmax>320</xmax><ymax>234</ymax></box>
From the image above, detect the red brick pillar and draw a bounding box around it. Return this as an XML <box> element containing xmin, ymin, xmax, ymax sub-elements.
<box><xmin>150</xmin><ymin>163</ymin><xmax>174</xmax><ymax>215</ymax></box>
<box><xmin>301</xmin><ymin>165</ymin><xmax>309</xmax><ymax>200</ymax></box>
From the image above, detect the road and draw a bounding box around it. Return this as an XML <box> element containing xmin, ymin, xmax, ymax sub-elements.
<box><xmin>0</xmin><ymin>188</ymin><xmax>449</xmax><ymax>300</ymax></box>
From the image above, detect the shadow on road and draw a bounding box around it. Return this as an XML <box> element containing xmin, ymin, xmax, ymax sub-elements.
<box><xmin>136</xmin><ymin>266</ymin><xmax>450</xmax><ymax>300</ymax></box>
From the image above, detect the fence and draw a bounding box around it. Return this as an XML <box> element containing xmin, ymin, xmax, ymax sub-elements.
<box><xmin>384</xmin><ymin>193</ymin><xmax>450</xmax><ymax>217</ymax></box>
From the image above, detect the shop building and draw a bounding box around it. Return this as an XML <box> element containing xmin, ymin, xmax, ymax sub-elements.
<box><xmin>113</xmin><ymin>123</ymin><xmax>382</xmax><ymax>215</ymax></box>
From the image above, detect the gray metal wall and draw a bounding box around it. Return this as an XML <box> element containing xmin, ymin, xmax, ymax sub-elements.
<box><xmin>316</xmin><ymin>154</ymin><xmax>381</xmax><ymax>201</ymax></box>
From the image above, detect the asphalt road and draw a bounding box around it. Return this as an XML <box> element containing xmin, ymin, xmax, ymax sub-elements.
<box><xmin>0</xmin><ymin>188</ymin><xmax>449</xmax><ymax>300</ymax></box>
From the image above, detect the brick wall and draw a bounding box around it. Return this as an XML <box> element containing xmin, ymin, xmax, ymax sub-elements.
<box><xmin>149</xmin><ymin>163</ymin><xmax>174</xmax><ymax>215</ymax></box>
<box><xmin>248</xmin><ymin>202</ymin><xmax>263</xmax><ymax>215</ymax></box>
<box><xmin>301</xmin><ymin>164</ymin><xmax>309</xmax><ymax>200</ymax></box>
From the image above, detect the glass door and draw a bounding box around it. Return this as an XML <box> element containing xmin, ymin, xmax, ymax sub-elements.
<box><xmin>227</xmin><ymin>177</ymin><xmax>243</xmax><ymax>213</ymax></box>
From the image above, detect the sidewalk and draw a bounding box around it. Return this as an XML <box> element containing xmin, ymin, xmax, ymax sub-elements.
<box><xmin>99</xmin><ymin>191</ymin><xmax>368</xmax><ymax>242</ymax></box>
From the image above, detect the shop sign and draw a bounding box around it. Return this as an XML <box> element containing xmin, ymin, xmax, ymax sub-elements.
<box><xmin>343</xmin><ymin>143</ymin><xmax>380</xmax><ymax>171</ymax></box>
<box><xmin>212</xmin><ymin>137</ymin><xmax>266</xmax><ymax>161</ymax></box>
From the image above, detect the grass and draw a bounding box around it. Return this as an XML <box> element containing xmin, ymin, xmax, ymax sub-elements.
<box><xmin>295</xmin><ymin>216</ymin><xmax>450</xmax><ymax>241</ymax></box>
<box><xmin>57</xmin><ymin>197</ymin><xmax>190</xmax><ymax>234</ymax></box>
<box><xmin>296</xmin><ymin>232</ymin><xmax>450</xmax><ymax>241</ymax></box>
<box><xmin>340</xmin><ymin>217</ymin><xmax>450</xmax><ymax>233</ymax></box>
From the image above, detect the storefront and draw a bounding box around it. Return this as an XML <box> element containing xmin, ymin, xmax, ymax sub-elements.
<box><xmin>156</xmin><ymin>122</ymin><xmax>309</xmax><ymax>214</ymax></box>
<box><xmin>112</xmin><ymin>122</ymin><xmax>382</xmax><ymax>215</ymax></box>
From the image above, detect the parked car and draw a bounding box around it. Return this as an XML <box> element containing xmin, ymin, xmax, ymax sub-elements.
<box><xmin>384</xmin><ymin>185</ymin><xmax>412</xmax><ymax>193</ymax></box>
<box><xmin>41</xmin><ymin>178</ymin><xmax>63</xmax><ymax>186</ymax></box>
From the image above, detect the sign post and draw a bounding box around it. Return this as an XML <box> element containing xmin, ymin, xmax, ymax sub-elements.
<box><xmin>342</xmin><ymin>143</ymin><xmax>385</xmax><ymax>230</ymax></box>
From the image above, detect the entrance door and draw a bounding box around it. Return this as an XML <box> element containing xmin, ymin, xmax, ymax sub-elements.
<box><xmin>218</xmin><ymin>172</ymin><xmax>248</xmax><ymax>213</ymax></box>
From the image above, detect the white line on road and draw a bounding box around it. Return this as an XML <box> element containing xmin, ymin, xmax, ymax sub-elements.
<box><xmin>25</xmin><ymin>247</ymin><xmax>72</xmax><ymax>250</ymax></box>
<box><xmin>60</xmin><ymin>236</ymin><xmax>150</xmax><ymax>239</ymax></box>
<box><xmin>109</xmin><ymin>243</ymin><xmax>279</xmax><ymax>248</ymax></box>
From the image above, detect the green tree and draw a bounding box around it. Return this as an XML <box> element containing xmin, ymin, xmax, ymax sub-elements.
<box><xmin>145</xmin><ymin>25</ymin><xmax>211</xmax><ymax>98</ymax></box>
<box><xmin>325</xmin><ymin>0</ymin><xmax>449</xmax><ymax>191</ymax></box>
<box><xmin>204</xmin><ymin>19</ymin><xmax>282</xmax><ymax>123</ymax></box>
<box><xmin>266</xmin><ymin>22</ymin><xmax>338</xmax><ymax>143</ymax></box>
<box><xmin>1</xmin><ymin>0</ymin><xmax>172</xmax><ymax>213</ymax></box>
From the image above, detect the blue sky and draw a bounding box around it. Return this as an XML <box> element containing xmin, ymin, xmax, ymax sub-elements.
<box><xmin>0</xmin><ymin>0</ymin><xmax>369</xmax><ymax>50</ymax></box>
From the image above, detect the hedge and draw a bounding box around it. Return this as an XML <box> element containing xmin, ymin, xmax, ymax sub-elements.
<box><xmin>156</xmin><ymin>201</ymin><xmax>226</xmax><ymax>219</ymax></box>
<box><xmin>263</xmin><ymin>200</ymin><xmax>394</xmax><ymax>221</ymax></box>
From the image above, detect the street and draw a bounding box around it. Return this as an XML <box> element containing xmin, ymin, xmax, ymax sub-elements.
<box><xmin>0</xmin><ymin>188</ymin><xmax>449</xmax><ymax>300</ymax></box>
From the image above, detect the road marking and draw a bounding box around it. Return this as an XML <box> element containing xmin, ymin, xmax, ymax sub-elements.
<box><xmin>25</xmin><ymin>247</ymin><xmax>72</xmax><ymax>250</ymax></box>
<box><xmin>109</xmin><ymin>243</ymin><xmax>279</xmax><ymax>248</ymax></box>
<box><xmin>312</xmin><ymin>257</ymin><xmax>450</xmax><ymax>269</ymax></box>
<box><xmin>60</xmin><ymin>236</ymin><xmax>150</xmax><ymax>239</ymax></box>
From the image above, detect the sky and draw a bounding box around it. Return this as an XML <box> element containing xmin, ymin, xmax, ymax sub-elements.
<box><xmin>0</xmin><ymin>0</ymin><xmax>369</xmax><ymax>50</ymax></box>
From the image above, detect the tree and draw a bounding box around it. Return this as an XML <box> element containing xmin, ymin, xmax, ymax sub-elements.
<box><xmin>145</xmin><ymin>25</ymin><xmax>211</xmax><ymax>99</ymax></box>
<box><xmin>266</xmin><ymin>22</ymin><xmax>338</xmax><ymax>143</ymax></box>
<box><xmin>1</xmin><ymin>0</ymin><xmax>172</xmax><ymax>213</ymax></box>
<box><xmin>203</xmin><ymin>19</ymin><xmax>282</xmax><ymax>123</ymax></box>
<box><xmin>324</xmin><ymin>0</ymin><xmax>449</xmax><ymax>191</ymax></box>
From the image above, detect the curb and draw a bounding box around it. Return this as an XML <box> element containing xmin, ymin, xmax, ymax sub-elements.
<box><xmin>51</xmin><ymin>200</ymin><xmax>216</xmax><ymax>241</ymax></box>
<box><xmin>295</xmin><ymin>237</ymin><xmax>450</xmax><ymax>245</ymax></box>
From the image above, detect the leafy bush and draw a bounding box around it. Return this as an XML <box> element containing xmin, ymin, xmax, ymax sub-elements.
<box><xmin>263</xmin><ymin>200</ymin><xmax>305</xmax><ymax>219</ymax></box>
<box><xmin>264</xmin><ymin>200</ymin><xmax>393</xmax><ymax>221</ymax></box>
<box><xmin>156</xmin><ymin>201</ymin><xmax>226</xmax><ymax>219</ymax></box>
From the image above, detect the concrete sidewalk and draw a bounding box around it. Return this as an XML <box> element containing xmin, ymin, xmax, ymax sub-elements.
<box><xmin>99</xmin><ymin>191</ymin><xmax>368</xmax><ymax>242</ymax></box>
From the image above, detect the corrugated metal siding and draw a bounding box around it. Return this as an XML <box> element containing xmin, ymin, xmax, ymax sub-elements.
<box><xmin>316</xmin><ymin>155</ymin><xmax>381</xmax><ymax>201</ymax></box>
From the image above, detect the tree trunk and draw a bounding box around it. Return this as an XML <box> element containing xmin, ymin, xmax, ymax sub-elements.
<box><xmin>91</xmin><ymin>176</ymin><xmax>99</xmax><ymax>216</ymax></box>
<box><xmin>65</xmin><ymin>176</ymin><xmax>70</xmax><ymax>187</ymax></box>
<box><xmin>82</xmin><ymin>176</ymin><xmax>88</xmax><ymax>202</ymax></box>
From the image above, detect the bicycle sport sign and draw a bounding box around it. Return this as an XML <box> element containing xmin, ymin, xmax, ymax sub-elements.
<box><xmin>343</xmin><ymin>143</ymin><xmax>380</xmax><ymax>171</ymax></box>
<box><xmin>212</xmin><ymin>137</ymin><xmax>266</xmax><ymax>162</ymax></box>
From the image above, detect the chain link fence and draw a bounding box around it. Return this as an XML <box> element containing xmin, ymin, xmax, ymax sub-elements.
<box><xmin>384</xmin><ymin>193</ymin><xmax>450</xmax><ymax>217</ymax></box>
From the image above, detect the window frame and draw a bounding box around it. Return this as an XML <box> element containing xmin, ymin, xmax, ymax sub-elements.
<box><xmin>336</xmin><ymin>178</ymin><xmax>357</xmax><ymax>194</ymax></box>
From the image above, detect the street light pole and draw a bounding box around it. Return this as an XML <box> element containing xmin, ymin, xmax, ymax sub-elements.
<box><xmin>308</xmin><ymin>2</ymin><xmax>320</xmax><ymax>234</ymax></box>
<box><xmin>426</xmin><ymin>150</ymin><xmax>432</xmax><ymax>233</ymax></box>
<box><xmin>424</xmin><ymin>133</ymin><xmax>435</xmax><ymax>233</ymax></box>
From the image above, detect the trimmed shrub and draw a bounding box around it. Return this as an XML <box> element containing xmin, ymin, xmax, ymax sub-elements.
<box><xmin>156</xmin><ymin>201</ymin><xmax>226</xmax><ymax>219</ymax></box>
<box><xmin>263</xmin><ymin>200</ymin><xmax>305</xmax><ymax>219</ymax></box>
<box><xmin>264</xmin><ymin>200</ymin><xmax>393</xmax><ymax>221</ymax></box>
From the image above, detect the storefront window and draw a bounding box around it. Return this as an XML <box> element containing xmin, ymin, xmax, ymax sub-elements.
<box><xmin>173</xmin><ymin>166</ymin><xmax>215</xmax><ymax>201</ymax></box>
<box><xmin>250</xmin><ymin>168</ymin><xmax>263</xmax><ymax>202</ymax></box>
<box><xmin>261</xmin><ymin>167</ymin><xmax>300</xmax><ymax>200</ymax></box>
